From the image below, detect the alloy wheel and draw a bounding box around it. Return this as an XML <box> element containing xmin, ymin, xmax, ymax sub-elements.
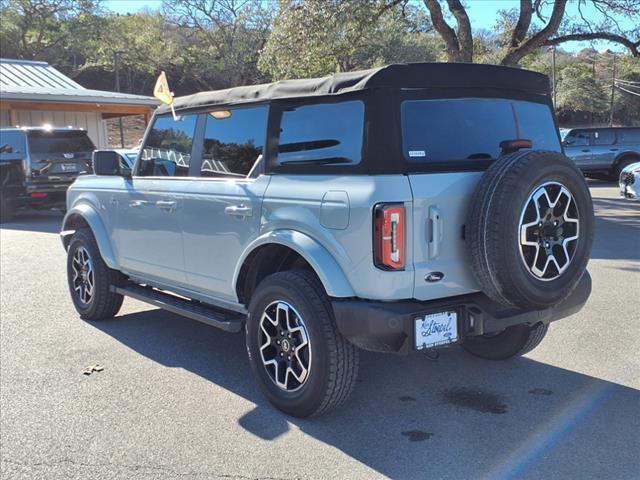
<box><xmin>258</xmin><ymin>300</ymin><xmax>311</xmax><ymax>392</ymax></box>
<box><xmin>71</xmin><ymin>246</ymin><xmax>94</xmax><ymax>304</ymax></box>
<box><xmin>518</xmin><ymin>181</ymin><xmax>579</xmax><ymax>281</ymax></box>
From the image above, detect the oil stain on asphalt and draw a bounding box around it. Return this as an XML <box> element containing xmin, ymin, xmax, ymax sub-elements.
<box><xmin>442</xmin><ymin>387</ymin><xmax>507</xmax><ymax>414</ymax></box>
<box><xmin>401</xmin><ymin>430</ymin><xmax>433</xmax><ymax>442</ymax></box>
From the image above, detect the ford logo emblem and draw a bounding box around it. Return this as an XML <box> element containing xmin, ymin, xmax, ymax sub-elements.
<box><xmin>425</xmin><ymin>272</ymin><xmax>445</xmax><ymax>283</ymax></box>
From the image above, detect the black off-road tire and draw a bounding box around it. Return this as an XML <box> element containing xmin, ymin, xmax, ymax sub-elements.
<box><xmin>0</xmin><ymin>191</ymin><xmax>15</xmax><ymax>223</ymax></box>
<box><xmin>613</xmin><ymin>156</ymin><xmax>639</xmax><ymax>180</ymax></box>
<box><xmin>67</xmin><ymin>228</ymin><xmax>124</xmax><ymax>320</ymax></box>
<box><xmin>462</xmin><ymin>322</ymin><xmax>549</xmax><ymax>360</ymax></box>
<box><xmin>246</xmin><ymin>270</ymin><xmax>359</xmax><ymax>417</ymax></box>
<box><xmin>466</xmin><ymin>150</ymin><xmax>594</xmax><ymax>310</ymax></box>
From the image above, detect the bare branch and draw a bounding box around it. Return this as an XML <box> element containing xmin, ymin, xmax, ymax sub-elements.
<box><xmin>423</xmin><ymin>0</ymin><xmax>462</xmax><ymax>62</ymax></box>
<box><xmin>501</xmin><ymin>0</ymin><xmax>567</xmax><ymax>65</ymax></box>
<box><xmin>545</xmin><ymin>32</ymin><xmax>640</xmax><ymax>56</ymax></box>
<box><xmin>445</xmin><ymin>0</ymin><xmax>473</xmax><ymax>62</ymax></box>
<box><xmin>510</xmin><ymin>0</ymin><xmax>533</xmax><ymax>48</ymax></box>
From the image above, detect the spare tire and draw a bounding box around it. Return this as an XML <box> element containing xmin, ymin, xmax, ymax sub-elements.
<box><xmin>466</xmin><ymin>150</ymin><xmax>593</xmax><ymax>310</ymax></box>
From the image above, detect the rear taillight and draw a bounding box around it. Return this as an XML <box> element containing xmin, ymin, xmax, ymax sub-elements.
<box><xmin>374</xmin><ymin>203</ymin><xmax>406</xmax><ymax>270</ymax></box>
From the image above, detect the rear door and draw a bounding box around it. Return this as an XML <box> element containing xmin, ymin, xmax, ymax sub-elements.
<box><xmin>589</xmin><ymin>129</ymin><xmax>617</xmax><ymax>169</ymax></box>
<box><xmin>401</xmin><ymin>97</ymin><xmax>561</xmax><ymax>301</ymax></box>
<box><xmin>25</xmin><ymin>130</ymin><xmax>94</xmax><ymax>187</ymax></box>
<box><xmin>181</xmin><ymin>106</ymin><xmax>270</xmax><ymax>303</ymax></box>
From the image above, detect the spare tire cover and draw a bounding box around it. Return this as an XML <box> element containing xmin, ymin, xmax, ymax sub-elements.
<box><xmin>466</xmin><ymin>150</ymin><xmax>593</xmax><ymax>310</ymax></box>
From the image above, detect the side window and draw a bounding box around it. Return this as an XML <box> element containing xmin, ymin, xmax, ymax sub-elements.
<box><xmin>617</xmin><ymin>129</ymin><xmax>640</xmax><ymax>144</ymax></box>
<box><xmin>565</xmin><ymin>130</ymin><xmax>591</xmax><ymax>147</ymax></box>
<box><xmin>139</xmin><ymin>114</ymin><xmax>197</xmax><ymax>177</ymax></box>
<box><xmin>277</xmin><ymin>101</ymin><xmax>364</xmax><ymax>165</ymax></box>
<box><xmin>0</xmin><ymin>130</ymin><xmax>26</xmax><ymax>158</ymax></box>
<box><xmin>201</xmin><ymin>106</ymin><xmax>268</xmax><ymax>177</ymax></box>
<box><xmin>592</xmin><ymin>129</ymin><xmax>615</xmax><ymax>146</ymax></box>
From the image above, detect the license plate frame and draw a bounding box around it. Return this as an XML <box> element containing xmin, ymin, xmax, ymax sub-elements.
<box><xmin>414</xmin><ymin>310</ymin><xmax>459</xmax><ymax>350</ymax></box>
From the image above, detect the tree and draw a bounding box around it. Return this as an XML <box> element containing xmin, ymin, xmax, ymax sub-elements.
<box><xmin>0</xmin><ymin>0</ymin><xmax>100</xmax><ymax>61</ymax></box>
<box><xmin>422</xmin><ymin>0</ymin><xmax>639</xmax><ymax>65</ymax></box>
<box><xmin>163</xmin><ymin>0</ymin><xmax>273</xmax><ymax>89</ymax></box>
<box><xmin>556</xmin><ymin>63</ymin><xmax>608</xmax><ymax>115</ymax></box>
<box><xmin>259</xmin><ymin>0</ymin><xmax>439</xmax><ymax>80</ymax></box>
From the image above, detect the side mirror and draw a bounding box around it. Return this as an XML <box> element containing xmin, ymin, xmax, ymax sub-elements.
<box><xmin>93</xmin><ymin>150</ymin><xmax>130</xmax><ymax>178</ymax></box>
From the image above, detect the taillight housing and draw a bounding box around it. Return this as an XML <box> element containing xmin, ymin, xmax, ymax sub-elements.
<box><xmin>373</xmin><ymin>203</ymin><xmax>406</xmax><ymax>270</ymax></box>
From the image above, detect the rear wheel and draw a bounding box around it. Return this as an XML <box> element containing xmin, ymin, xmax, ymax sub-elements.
<box><xmin>246</xmin><ymin>270</ymin><xmax>358</xmax><ymax>417</ymax></box>
<box><xmin>462</xmin><ymin>323</ymin><xmax>549</xmax><ymax>360</ymax></box>
<box><xmin>66</xmin><ymin>228</ymin><xmax>124</xmax><ymax>320</ymax></box>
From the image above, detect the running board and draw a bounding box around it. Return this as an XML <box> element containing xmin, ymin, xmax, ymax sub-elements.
<box><xmin>113</xmin><ymin>284</ymin><xmax>244</xmax><ymax>333</ymax></box>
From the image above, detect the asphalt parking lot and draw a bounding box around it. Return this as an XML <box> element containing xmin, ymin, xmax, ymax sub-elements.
<box><xmin>1</xmin><ymin>180</ymin><xmax>638</xmax><ymax>480</ymax></box>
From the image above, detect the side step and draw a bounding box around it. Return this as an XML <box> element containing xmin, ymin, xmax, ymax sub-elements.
<box><xmin>113</xmin><ymin>284</ymin><xmax>244</xmax><ymax>333</ymax></box>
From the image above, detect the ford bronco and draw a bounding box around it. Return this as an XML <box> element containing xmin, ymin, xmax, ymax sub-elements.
<box><xmin>61</xmin><ymin>63</ymin><xmax>593</xmax><ymax>417</ymax></box>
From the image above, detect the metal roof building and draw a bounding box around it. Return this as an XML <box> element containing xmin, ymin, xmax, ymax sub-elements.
<box><xmin>0</xmin><ymin>58</ymin><xmax>158</xmax><ymax>148</ymax></box>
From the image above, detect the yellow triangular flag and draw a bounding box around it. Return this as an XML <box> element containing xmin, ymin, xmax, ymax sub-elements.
<box><xmin>153</xmin><ymin>71</ymin><xmax>173</xmax><ymax>105</ymax></box>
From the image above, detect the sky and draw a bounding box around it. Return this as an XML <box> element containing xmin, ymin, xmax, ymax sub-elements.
<box><xmin>104</xmin><ymin>0</ymin><xmax>636</xmax><ymax>53</ymax></box>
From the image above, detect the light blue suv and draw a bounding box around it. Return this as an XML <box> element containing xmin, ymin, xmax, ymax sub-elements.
<box><xmin>61</xmin><ymin>63</ymin><xmax>594</xmax><ymax>417</ymax></box>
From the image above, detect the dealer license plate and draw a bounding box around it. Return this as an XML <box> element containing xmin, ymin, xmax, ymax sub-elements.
<box><xmin>61</xmin><ymin>163</ymin><xmax>78</xmax><ymax>172</ymax></box>
<box><xmin>415</xmin><ymin>311</ymin><xmax>458</xmax><ymax>350</ymax></box>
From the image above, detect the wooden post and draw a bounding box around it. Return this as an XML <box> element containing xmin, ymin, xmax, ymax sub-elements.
<box><xmin>8</xmin><ymin>109</ymin><xmax>18</xmax><ymax>127</ymax></box>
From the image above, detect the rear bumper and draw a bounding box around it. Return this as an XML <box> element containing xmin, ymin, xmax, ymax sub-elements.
<box><xmin>11</xmin><ymin>182</ymin><xmax>70</xmax><ymax>208</ymax></box>
<box><xmin>332</xmin><ymin>271</ymin><xmax>592</xmax><ymax>354</ymax></box>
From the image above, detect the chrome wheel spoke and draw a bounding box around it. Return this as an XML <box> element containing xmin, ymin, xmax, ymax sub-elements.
<box><xmin>518</xmin><ymin>182</ymin><xmax>580</xmax><ymax>281</ymax></box>
<box><xmin>258</xmin><ymin>300</ymin><xmax>312</xmax><ymax>392</ymax></box>
<box><xmin>71</xmin><ymin>246</ymin><xmax>94</xmax><ymax>305</ymax></box>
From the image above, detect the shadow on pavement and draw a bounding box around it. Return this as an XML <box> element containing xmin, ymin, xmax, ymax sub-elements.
<box><xmin>91</xmin><ymin>309</ymin><xmax>639</xmax><ymax>479</ymax></box>
<box><xmin>590</xmin><ymin>195</ymin><xmax>640</xmax><ymax>262</ymax></box>
<box><xmin>0</xmin><ymin>211</ymin><xmax>63</xmax><ymax>234</ymax></box>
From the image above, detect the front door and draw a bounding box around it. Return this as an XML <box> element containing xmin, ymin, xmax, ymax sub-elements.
<box><xmin>113</xmin><ymin>113</ymin><xmax>199</xmax><ymax>286</ymax></box>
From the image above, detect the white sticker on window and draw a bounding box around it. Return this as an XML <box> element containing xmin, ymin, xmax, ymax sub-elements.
<box><xmin>408</xmin><ymin>150</ymin><xmax>426</xmax><ymax>158</ymax></box>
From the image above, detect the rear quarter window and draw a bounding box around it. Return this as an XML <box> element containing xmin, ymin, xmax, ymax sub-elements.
<box><xmin>401</xmin><ymin>98</ymin><xmax>560</xmax><ymax>165</ymax></box>
<box><xmin>277</xmin><ymin>100</ymin><xmax>364</xmax><ymax>165</ymax></box>
<box><xmin>0</xmin><ymin>130</ymin><xmax>26</xmax><ymax>158</ymax></box>
<box><xmin>618</xmin><ymin>129</ymin><xmax>640</xmax><ymax>143</ymax></box>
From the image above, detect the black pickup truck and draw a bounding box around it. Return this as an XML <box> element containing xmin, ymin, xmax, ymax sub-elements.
<box><xmin>0</xmin><ymin>127</ymin><xmax>94</xmax><ymax>222</ymax></box>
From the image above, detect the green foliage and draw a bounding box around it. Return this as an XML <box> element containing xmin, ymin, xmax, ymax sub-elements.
<box><xmin>556</xmin><ymin>63</ymin><xmax>609</xmax><ymax>114</ymax></box>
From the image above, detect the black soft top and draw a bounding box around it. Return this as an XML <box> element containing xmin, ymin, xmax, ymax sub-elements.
<box><xmin>159</xmin><ymin>63</ymin><xmax>550</xmax><ymax>114</ymax></box>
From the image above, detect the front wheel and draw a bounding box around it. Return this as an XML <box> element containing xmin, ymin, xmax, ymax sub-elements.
<box><xmin>461</xmin><ymin>323</ymin><xmax>549</xmax><ymax>360</ymax></box>
<box><xmin>66</xmin><ymin>228</ymin><xmax>124</xmax><ymax>320</ymax></box>
<box><xmin>246</xmin><ymin>270</ymin><xmax>359</xmax><ymax>417</ymax></box>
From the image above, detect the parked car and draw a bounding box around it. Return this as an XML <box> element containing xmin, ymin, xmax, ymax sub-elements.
<box><xmin>562</xmin><ymin>127</ymin><xmax>640</xmax><ymax>179</ymax></box>
<box><xmin>112</xmin><ymin>149</ymin><xmax>139</xmax><ymax>170</ymax></box>
<box><xmin>61</xmin><ymin>63</ymin><xmax>594</xmax><ymax>417</ymax></box>
<box><xmin>0</xmin><ymin>127</ymin><xmax>94</xmax><ymax>222</ymax></box>
<box><xmin>619</xmin><ymin>161</ymin><xmax>640</xmax><ymax>201</ymax></box>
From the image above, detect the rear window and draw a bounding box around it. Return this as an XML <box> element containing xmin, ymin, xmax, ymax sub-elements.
<box><xmin>401</xmin><ymin>98</ymin><xmax>560</xmax><ymax>164</ymax></box>
<box><xmin>27</xmin><ymin>130</ymin><xmax>95</xmax><ymax>154</ymax></box>
<box><xmin>618</xmin><ymin>128</ymin><xmax>640</xmax><ymax>143</ymax></box>
<box><xmin>277</xmin><ymin>101</ymin><xmax>364</xmax><ymax>165</ymax></box>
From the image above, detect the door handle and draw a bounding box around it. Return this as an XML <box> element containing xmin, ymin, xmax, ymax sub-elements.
<box><xmin>581</xmin><ymin>149</ymin><xmax>590</xmax><ymax>152</ymax></box>
<box><xmin>428</xmin><ymin>206</ymin><xmax>442</xmax><ymax>259</ymax></box>
<box><xmin>129</xmin><ymin>200</ymin><xmax>148</xmax><ymax>208</ymax></box>
<box><xmin>156</xmin><ymin>200</ymin><xmax>177</xmax><ymax>212</ymax></box>
<box><xmin>610</xmin><ymin>148</ymin><xmax>618</xmax><ymax>151</ymax></box>
<box><xmin>110</xmin><ymin>195</ymin><xmax>118</xmax><ymax>206</ymax></box>
<box><xmin>225</xmin><ymin>204</ymin><xmax>253</xmax><ymax>217</ymax></box>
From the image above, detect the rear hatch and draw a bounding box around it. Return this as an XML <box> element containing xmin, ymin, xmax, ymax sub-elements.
<box><xmin>401</xmin><ymin>97</ymin><xmax>561</xmax><ymax>301</ymax></box>
<box><xmin>26</xmin><ymin>130</ymin><xmax>94</xmax><ymax>186</ymax></box>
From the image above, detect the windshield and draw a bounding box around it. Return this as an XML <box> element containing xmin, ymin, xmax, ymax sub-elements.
<box><xmin>27</xmin><ymin>131</ymin><xmax>95</xmax><ymax>154</ymax></box>
<box><xmin>401</xmin><ymin>98</ymin><xmax>560</xmax><ymax>164</ymax></box>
